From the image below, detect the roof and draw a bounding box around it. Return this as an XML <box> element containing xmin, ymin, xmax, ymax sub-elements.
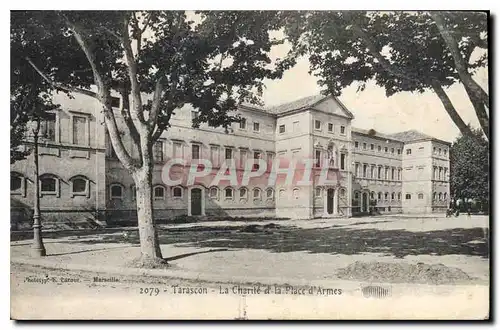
<box><xmin>352</xmin><ymin>127</ymin><xmax>404</xmax><ymax>142</ymax></box>
<box><xmin>266</xmin><ymin>95</ymin><xmax>328</xmax><ymax>115</ymax></box>
<box><xmin>388</xmin><ymin>130</ymin><xmax>437</xmax><ymax>143</ymax></box>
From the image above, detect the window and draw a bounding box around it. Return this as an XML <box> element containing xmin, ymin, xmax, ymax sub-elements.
<box><xmin>405</xmin><ymin>194</ymin><xmax>411</xmax><ymax>200</ymax></box>
<box><xmin>354</xmin><ymin>192</ymin><xmax>359</xmax><ymax>199</ymax></box>
<box><xmin>384</xmin><ymin>192</ymin><xmax>389</xmax><ymax>200</ymax></box>
<box><xmin>363</xmin><ymin>164</ymin><xmax>367</xmax><ymax>178</ymax></box>
<box><xmin>315</xmin><ymin>187</ymin><xmax>322</xmax><ymax>198</ymax></box>
<box><xmin>444</xmin><ymin>149</ymin><xmax>447</xmax><ymax>156</ymax></box>
<box><xmin>340</xmin><ymin>126</ymin><xmax>345</xmax><ymax>134</ymax></box>
<box><xmin>172</xmin><ymin>186</ymin><xmax>183</xmax><ymax>198</ymax></box>
<box><xmin>433</xmin><ymin>192</ymin><xmax>437</xmax><ymax>201</ymax></box>
<box><xmin>71</xmin><ymin>176</ymin><xmax>89</xmax><ymax>197</ymax></box>
<box><xmin>131</xmin><ymin>185</ymin><xmax>137</xmax><ymax>201</ymax></box>
<box><xmin>292</xmin><ymin>188</ymin><xmax>300</xmax><ymax>199</ymax></box>
<box><xmin>11</xmin><ymin>173</ymin><xmax>24</xmax><ymax>195</ymax></box>
<box><xmin>192</xmin><ymin>144</ymin><xmax>200</xmax><ymax>160</ymax></box>
<box><xmin>239</xmin><ymin>187</ymin><xmax>248</xmax><ymax>199</ymax></box>
<box><xmin>397</xmin><ymin>149</ymin><xmax>401</xmax><ymax>155</ymax></box>
<box><xmin>391</xmin><ymin>192</ymin><xmax>395</xmax><ymax>200</ymax></box>
<box><xmin>314</xmin><ymin>120</ymin><xmax>321</xmax><ymax>130</ymax></box>
<box><xmin>406</xmin><ymin>149</ymin><xmax>412</xmax><ymax>155</ymax></box>
<box><xmin>40</xmin><ymin>113</ymin><xmax>56</xmax><ymax>141</ymax></box>
<box><xmin>370</xmin><ymin>191</ymin><xmax>375</xmax><ymax>199</ymax></box>
<box><xmin>153</xmin><ymin>186</ymin><xmax>165</xmax><ymax>200</ymax></box>
<box><xmin>253</xmin><ymin>122</ymin><xmax>260</xmax><ymax>132</ymax></box>
<box><xmin>253</xmin><ymin>151</ymin><xmax>261</xmax><ymax>170</ymax></box>
<box><xmin>391</xmin><ymin>168</ymin><xmax>395</xmax><ymax>180</ymax></box>
<box><xmin>72</xmin><ymin>115</ymin><xmax>87</xmax><ymax>145</ymax></box>
<box><xmin>438</xmin><ymin>192</ymin><xmax>442</xmax><ymax>200</ymax></box>
<box><xmin>154</xmin><ymin>140</ymin><xmax>164</xmax><ymax>162</ymax></box>
<box><xmin>173</xmin><ymin>141</ymin><xmax>182</xmax><ymax>158</ymax></box>
<box><xmin>355</xmin><ymin>163</ymin><xmax>360</xmax><ymax>177</ymax></box>
<box><xmin>225</xmin><ymin>148</ymin><xmax>233</xmax><ymax>160</ymax></box>
<box><xmin>340</xmin><ymin>153</ymin><xmax>346</xmax><ymax>170</ymax></box>
<box><xmin>438</xmin><ymin>148</ymin><xmax>442</xmax><ymax>155</ymax></box>
<box><xmin>370</xmin><ymin>144</ymin><xmax>374</xmax><ymax>150</ymax></box>
<box><xmin>239</xmin><ymin>118</ymin><xmax>246</xmax><ymax>129</ymax></box>
<box><xmin>328</xmin><ymin>123</ymin><xmax>334</xmax><ymax>132</ymax></box>
<box><xmin>210</xmin><ymin>146</ymin><xmax>219</xmax><ymax>167</ymax></box>
<box><xmin>363</xmin><ymin>143</ymin><xmax>367</xmax><ymax>150</ymax></box>
<box><xmin>391</xmin><ymin>148</ymin><xmax>394</xmax><ymax>154</ymax></box>
<box><xmin>224</xmin><ymin>187</ymin><xmax>233</xmax><ymax>199</ymax></box>
<box><xmin>378</xmin><ymin>145</ymin><xmax>381</xmax><ymax>152</ymax></box>
<box><xmin>340</xmin><ymin>189</ymin><xmax>346</xmax><ymax>198</ymax></box>
<box><xmin>355</xmin><ymin>141</ymin><xmax>359</xmax><ymax>148</ymax></box>
<box><xmin>279</xmin><ymin>124</ymin><xmax>286</xmax><ymax>134</ymax></box>
<box><xmin>418</xmin><ymin>193</ymin><xmax>424</xmax><ymax>200</ymax></box>
<box><xmin>378</xmin><ymin>192</ymin><xmax>382</xmax><ymax>200</ymax></box>
<box><xmin>315</xmin><ymin>150</ymin><xmax>321</xmax><ymax>167</ymax></box>
<box><xmin>110</xmin><ymin>184</ymin><xmax>123</xmax><ymax>199</ymax></box>
<box><xmin>444</xmin><ymin>192</ymin><xmax>448</xmax><ymax>200</ymax></box>
<box><xmin>378</xmin><ymin>167</ymin><xmax>382</xmax><ymax>179</ymax></box>
<box><xmin>266</xmin><ymin>188</ymin><xmax>274</xmax><ymax>200</ymax></box>
<box><xmin>111</xmin><ymin>97</ymin><xmax>120</xmax><ymax>108</ymax></box>
<box><xmin>384</xmin><ymin>147</ymin><xmax>388</xmax><ymax>153</ymax></box>
<box><xmin>253</xmin><ymin>188</ymin><xmax>262</xmax><ymax>199</ymax></box>
<box><xmin>279</xmin><ymin>189</ymin><xmax>286</xmax><ymax>199</ymax></box>
<box><xmin>398</xmin><ymin>193</ymin><xmax>401</xmax><ymax>200</ymax></box>
<box><xmin>209</xmin><ymin>187</ymin><xmax>219</xmax><ymax>199</ymax></box>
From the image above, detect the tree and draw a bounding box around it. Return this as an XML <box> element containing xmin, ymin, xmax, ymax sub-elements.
<box><xmin>11</xmin><ymin>10</ymin><xmax>291</xmax><ymax>265</ymax></box>
<box><xmin>283</xmin><ymin>11</ymin><xmax>489</xmax><ymax>140</ymax></box>
<box><xmin>450</xmin><ymin>126</ymin><xmax>489</xmax><ymax>204</ymax></box>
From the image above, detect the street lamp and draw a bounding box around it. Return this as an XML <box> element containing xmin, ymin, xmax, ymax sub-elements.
<box><xmin>31</xmin><ymin>119</ymin><xmax>46</xmax><ymax>257</ymax></box>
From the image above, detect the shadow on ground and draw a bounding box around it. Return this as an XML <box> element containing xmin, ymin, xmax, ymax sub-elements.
<box><xmin>18</xmin><ymin>224</ymin><xmax>488</xmax><ymax>259</ymax></box>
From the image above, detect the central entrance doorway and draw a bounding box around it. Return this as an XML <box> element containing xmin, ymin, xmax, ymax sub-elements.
<box><xmin>362</xmin><ymin>192</ymin><xmax>368</xmax><ymax>213</ymax></box>
<box><xmin>327</xmin><ymin>188</ymin><xmax>335</xmax><ymax>214</ymax></box>
<box><xmin>191</xmin><ymin>188</ymin><xmax>202</xmax><ymax>216</ymax></box>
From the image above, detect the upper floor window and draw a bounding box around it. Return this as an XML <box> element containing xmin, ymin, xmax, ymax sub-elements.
<box><xmin>378</xmin><ymin>145</ymin><xmax>381</xmax><ymax>152</ymax></box>
<box><xmin>406</xmin><ymin>149</ymin><xmax>412</xmax><ymax>155</ymax></box>
<box><xmin>40</xmin><ymin>112</ymin><xmax>56</xmax><ymax>142</ymax></box>
<box><xmin>314</xmin><ymin>120</ymin><xmax>321</xmax><ymax>130</ymax></box>
<box><xmin>292</xmin><ymin>188</ymin><xmax>300</xmax><ymax>199</ymax></box>
<box><xmin>418</xmin><ymin>193</ymin><xmax>424</xmax><ymax>200</ymax></box>
<box><xmin>239</xmin><ymin>118</ymin><xmax>246</xmax><ymax>129</ymax></box>
<box><xmin>444</xmin><ymin>148</ymin><xmax>448</xmax><ymax>156</ymax></box>
<box><xmin>225</xmin><ymin>147</ymin><xmax>233</xmax><ymax>160</ymax></box>
<box><xmin>239</xmin><ymin>187</ymin><xmax>248</xmax><ymax>199</ymax></box>
<box><xmin>253</xmin><ymin>188</ymin><xmax>262</xmax><ymax>199</ymax></box>
<box><xmin>153</xmin><ymin>140</ymin><xmax>164</xmax><ymax>162</ymax></box>
<box><xmin>172</xmin><ymin>141</ymin><xmax>182</xmax><ymax>158</ymax></box>
<box><xmin>224</xmin><ymin>187</ymin><xmax>234</xmax><ymax>199</ymax></box>
<box><xmin>192</xmin><ymin>144</ymin><xmax>200</xmax><ymax>160</ymax></box>
<box><xmin>314</xmin><ymin>150</ymin><xmax>321</xmax><ymax>167</ymax></box>
<box><xmin>405</xmin><ymin>193</ymin><xmax>411</xmax><ymax>200</ymax></box>
<box><xmin>384</xmin><ymin>147</ymin><xmax>388</xmax><ymax>153</ymax></box>
<box><xmin>279</xmin><ymin>124</ymin><xmax>286</xmax><ymax>134</ymax></box>
<box><xmin>266</xmin><ymin>188</ymin><xmax>274</xmax><ymax>200</ymax></box>
<box><xmin>253</xmin><ymin>122</ymin><xmax>260</xmax><ymax>132</ymax></box>
<box><xmin>340</xmin><ymin>153</ymin><xmax>346</xmax><ymax>170</ymax></box>
<box><xmin>370</xmin><ymin>144</ymin><xmax>374</xmax><ymax>150</ymax></box>
<box><xmin>354</xmin><ymin>141</ymin><xmax>359</xmax><ymax>148</ymax></box>
<box><xmin>72</xmin><ymin>115</ymin><xmax>88</xmax><ymax>146</ymax></box>
<box><xmin>438</xmin><ymin>148</ymin><xmax>442</xmax><ymax>155</ymax></box>
<box><xmin>363</xmin><ymin>143</ymin><xmax>367</xmax><ymax>150</ymax></box>
<box><xmin>391</xmin><ymin>148</ymin><xmax>394</xmax><ymax>154</ymax></box>
<box><xmin>397</xmin><ymin>149</ymin><xmax>401</xmax><ymax>155</ymax></box>
<box><xmin>340</xmin><ymin>126</ymin><xmax>345</xmax><ymax>135</ymax></box>
<box><xmin>328</xmin><ymin>123</ymin><xmax>334</xmax><ymax>132</ymax></box>
<box><xmin>209</xmin><ymin>187</ymin><xmax>219</xmax><ymax>200</ymax></box>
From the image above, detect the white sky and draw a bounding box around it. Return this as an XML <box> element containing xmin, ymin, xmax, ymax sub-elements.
<box><xmin>261</xmin><ymin>48</ymin><xmax>488</xmax><ymax>143</ymax></box>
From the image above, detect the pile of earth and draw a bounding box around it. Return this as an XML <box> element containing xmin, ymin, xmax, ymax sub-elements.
<box><xmin>336</xmin><ymin>261</ymin><xmax>473</xmax><ymax>285</ymax></box>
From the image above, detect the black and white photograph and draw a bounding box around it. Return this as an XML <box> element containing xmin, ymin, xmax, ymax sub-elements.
<box><xmin>9</xmin><ymin>8</ymin><xmax>490</xmax><ymax>320</ymax></box>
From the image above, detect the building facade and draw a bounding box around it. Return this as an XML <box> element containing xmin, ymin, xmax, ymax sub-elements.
<box><xmin>10</xmin><ymin>93</ymin><xmax>450</xmax><ymax>228</ymax></box>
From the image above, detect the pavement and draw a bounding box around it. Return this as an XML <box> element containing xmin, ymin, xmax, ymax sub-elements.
<box><xmin>10</xmin><ymin>214</ymin><xmax>490</xmax><ymax>319</ymax></box>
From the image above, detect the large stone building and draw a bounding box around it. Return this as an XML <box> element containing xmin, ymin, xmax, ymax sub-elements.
<box><xmin>10</xmin><ymin>93</ymin><xmax>450</xmax><ymax>228</ymax></box>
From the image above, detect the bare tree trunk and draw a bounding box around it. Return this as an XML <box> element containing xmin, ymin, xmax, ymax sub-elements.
<box><xmin>463</xmin><ymin>85</ymin><xmax>490</xmax><ymax>140</ymax></box>
<box><xmin>133</xmin><ymin>165</ymin><xmax>164</xmax><ymax>263</ymax></box>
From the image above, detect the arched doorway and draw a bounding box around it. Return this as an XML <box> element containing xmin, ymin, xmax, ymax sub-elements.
<box><xmin>327</xmin><ymin>188</ymin><xmax>334</xmax><ymax>214</ymax></box>
<box><xmin>362</xmin><ymin>192</ymin><xmax>369</xmax><ymax>213</ymax></box>
<box><xmin>188</xmin><ymin>186</ymin><xmax>205</xmax><ymax>216</ymax></box>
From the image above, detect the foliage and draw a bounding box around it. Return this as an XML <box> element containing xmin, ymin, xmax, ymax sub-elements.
<box><xmin>450</xmin><ymin>126</ymin><xmax>489</xmax><ymax>202</ymax></box>
<box><xmin>284</xmin><ymin>11</ymin><xmax>489</xmax><ymax>139</ymax></box>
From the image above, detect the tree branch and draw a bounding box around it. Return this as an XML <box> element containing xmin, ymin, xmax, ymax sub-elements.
<box><xmin>431</xmin><ymin>79</ymin><xmax>475</xmax><ymax>140</ymax></box>
<box><xmin>462</xmin><ymin>82</ymin><xmax>489</xmax><ymax>140</ymax></box>
<box><xmin>121</xmin><ymin>14</ymin><xmax>147</xmax><ymax>126</ymax></box>
<box><xmin>431</xmin><ymin>12</ymin><xmax>490</xmax><ymax>109</ymax></box>
<box><xmin>148</xmin><ymin>78</ymin><xmax>164</xmax><ymax>128</ymax></box>
<box><xmin>25</xmin><ymin>57</ymin><xmax>98</xmax><ymax>99</ymax></box>
<box><xmin>119</xmin><ymin>88</ymin><xmax>142</xmax><ymax>156</ymax></box>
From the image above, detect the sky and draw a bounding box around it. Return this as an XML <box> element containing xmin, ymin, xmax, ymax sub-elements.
<box><xmin>260</xmin><ymin>46</ymin><xmax>488</xmax><ymax>143</ymax></box>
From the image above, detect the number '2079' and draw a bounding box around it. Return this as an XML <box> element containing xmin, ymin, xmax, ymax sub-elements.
<box><xmin>139</xmin><ymin>287</ymin><xmax>160</xmax><ymax>296</ymax></box>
